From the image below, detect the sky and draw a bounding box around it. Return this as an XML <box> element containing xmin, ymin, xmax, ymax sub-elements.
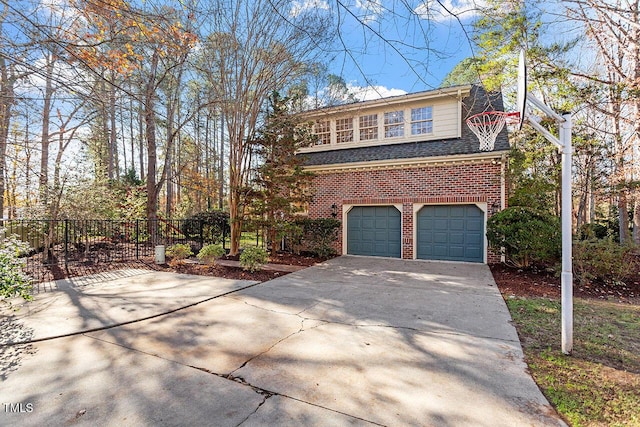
<box><xmin>318</xmin><ymin>0</ymin><xmax>486</xmax><ymax>99</ymax></box>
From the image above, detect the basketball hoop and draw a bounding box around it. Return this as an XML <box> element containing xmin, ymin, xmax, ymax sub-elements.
<box><xmin>466</xmin><ymin>111</ymin><xmax>520</xmax><ymax>151</ymax></box>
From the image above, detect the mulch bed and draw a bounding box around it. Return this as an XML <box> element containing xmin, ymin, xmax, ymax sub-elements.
<box><xmin>490</xmin><ymin>264</ymin><xmax>640</xmax><ymax>304</ymax></box>
<box><xmin>28</xmin><ymin>252</ymin><xmax>333</xmax><ymax>285</ymax></box>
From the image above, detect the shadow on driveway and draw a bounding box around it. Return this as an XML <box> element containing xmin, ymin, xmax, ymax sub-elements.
<box><xmin>0</xmin><ymin>256</ymin><xmax>565</xmax><ymax>426</ymax></box>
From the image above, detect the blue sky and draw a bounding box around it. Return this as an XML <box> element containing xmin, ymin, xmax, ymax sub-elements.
<box><xmin>318</xmin><ymin>0</ymin><xmax>485</xmax><ymax>98</ymax></box>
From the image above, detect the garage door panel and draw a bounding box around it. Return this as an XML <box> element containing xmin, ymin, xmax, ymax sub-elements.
<box><xmin>347</xmin><ymin>206</ymin><xmax>401</xmax><ymax>258</ymax></box>
<box><xmin>450</xmin><ymin>233</ymin><xmax>465</xmax><ymax>245</ymax></box>
<box><xmin>433</xmin><ymin>245</ymin><xmax>449</xmax><ymax>257</ymax></box>
<box><xmin>467</xmin><ymin>234</ymin><xmax>482</xmax><ymax>245</ymax></box>
<box><xmin>450</xmin><ymin>219</ymin><xmax>465</xmax><ymax>231</ymax></box>
<box><xmin>418</xmin><ymin>219</ymin><xmax>434</xmax><ymax>230</ymax></box>
<box><xmin>467</xmin><ymin>223</ymin><xmax>482</xmax><ymax>232</ymax></box>
<box><xmin>450</xmin><ymin>206</ymin><xmax>465</xmax><ymax>217</ymax></box>
<box><xmin>434</xmin><ymin>219</ymin><xmax>449</xmax><ymax>229</ymax></box>
<box><xmin>449</xmin><ymin>246</ymin><xmax>465</xmax><ymax>257</ymax></box>
<box><xmin>434</xmin><ymin>206</ymin><xmax>449</xmax><ymax>217</ymax></box>
<box><xmin>433</xmin><ymin>232</ymin><xmax>448</xmax><ymax>244</ymax></box>
<box><xmin>417</xmin><ymin>205</ymin><xmax>484</xmax><ymax>263</ymax></box>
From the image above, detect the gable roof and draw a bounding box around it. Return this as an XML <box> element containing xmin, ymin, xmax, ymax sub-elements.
<box><xmin>300</xmin><ymin>85</ymin><xmax>510</xmax><ymax>167</ymax></box>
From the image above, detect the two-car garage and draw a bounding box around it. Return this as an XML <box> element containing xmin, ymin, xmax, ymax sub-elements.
<box><xmin>346</xmin><ymin>204</ymin><xmax>485</xmax><ymax>263</ymax></box>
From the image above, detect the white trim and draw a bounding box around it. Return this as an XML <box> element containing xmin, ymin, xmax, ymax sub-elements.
<box><xmin>343</xmin><ymin>204</ymin><xmax>403</xmax><ymax>258</ymax></box>
<box><xmin>305</xmin><ymin>151</ymin><xmax>509</xmax><ymax>174</ymax></box>
<box><xmin>412</xmin><ymin>202</ymin><xmax>488</xmax><ymax>264</ymax></box>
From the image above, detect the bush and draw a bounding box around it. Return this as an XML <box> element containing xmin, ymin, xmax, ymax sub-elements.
<box><xmin>573</xmin><ymin>239</ymin><xmax>638</xmax><ymax>285</ymax></box>
<box><xmin>239</xmin><ymin>247</ymin><xmax>268</xmax><ymax>272</ymax></box>
<box><xmin>197</xmin><ymin>244</ymin><xmax>225</xmax><ymax>265</ymax></box>
<box><xmin>577</xmin><ymin>222</ymin><xmax>610</xmax><ymax>240</ymax></box>
<box><xmin>1</xmin><ymin>229</ymin><xmax>33</xmax><ymax>302</ymax></box>
<box><xmin>166</xmin><ymin>243</ymin><xmax>193</xmax><ymax>261</ymax></box>
<box><xmin>486</xmin><ymin>206</ymin><xmax>561</xmax><ymax>267</ymax></box>
<box><xmin>182</xmin><ymin>210</ymin><xmax>230</xmax><ymax>244</ymax></box>
<box><xmin>290</xmin><ymin>218</ymin><xmax>340</xmax><ymax>257</ymax></box>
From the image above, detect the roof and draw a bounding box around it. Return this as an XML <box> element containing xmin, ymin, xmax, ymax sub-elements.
<box><xmin>300</xmin><ymin>85</ymin><xmax>510</xmax><ymax>167</ymax></box>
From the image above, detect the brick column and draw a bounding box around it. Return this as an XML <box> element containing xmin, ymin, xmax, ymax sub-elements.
<box><xmin>402</xmin><ymin>202</ymin><xmax>413</xmax><ymax>259</ymax></box>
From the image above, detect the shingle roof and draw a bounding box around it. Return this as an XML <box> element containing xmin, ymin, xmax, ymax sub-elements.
<box><xmin>300</xmin><ymin>85</ymin><xmax>510</xmax><ymax>167</ymax></box>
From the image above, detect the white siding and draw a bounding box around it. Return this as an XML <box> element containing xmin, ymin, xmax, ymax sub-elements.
<box><xmin>299</xmin><ymin>89</ymin><xmax>466</xmax><ymax>153</ymax></box>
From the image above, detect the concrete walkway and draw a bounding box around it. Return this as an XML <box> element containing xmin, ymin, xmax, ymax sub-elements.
<box><xmin>0</xmin><ymin>256</ymin><xmax>565</xmax><ymax>426</ymax></box>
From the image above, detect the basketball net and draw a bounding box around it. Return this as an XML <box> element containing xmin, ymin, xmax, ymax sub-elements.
<box><xmin>466</xmin><ymin>111</ymin><xmax>517</xmax><ymax>151</ymax></box>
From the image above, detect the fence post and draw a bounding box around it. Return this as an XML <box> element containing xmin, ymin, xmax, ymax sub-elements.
<box><xmin>136</xmin><ymin>220</ymin><xmax>140</xmax><ymax>259</ymax></box>
<box><xmin>64</xmin><ymin>219</ymin><xmax>69</xmax><ymax>269</ymax></box>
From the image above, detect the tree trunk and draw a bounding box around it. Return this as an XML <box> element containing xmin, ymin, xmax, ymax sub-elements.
<box><xmin>633</xmin><ymin>195</ymin><xmax>639</xmax><ymax>245</ymax></box>
<box><xmin>0</xmin><ymin>60</ymin><xmax>12</xmax><ymax>219</ymax></box>
<box><xmin>109</xmin><ymin>79</ymin><xmax>117</xmax><ymax>179</ymax></box>
<box><xmin>145</xmin><ymin>52</ymin><xmax>159</xmax><ymax>233</ymax></box>
<box><xmin>139</xmin><ymin>99</ymin><xmax>145</xmax><ymax>181</ymax></box>
<box><xmin>39</xmin><ymin>53</ymin><xmax>55</xmax><ymax>208</ymax></box>
<box><xmin>219</xmin><ymin>111</ymin><xmax>224</xmax><ymax>210</ymax></box>
<box><xmin>619</xmin><ymin>192</ymin><xmax>629</xmax><ymax>243</ymax></box>
<box><xmin>165</xmin><ymin>98</ymin><xmax>174</xmax><ymax>218</ymax></box>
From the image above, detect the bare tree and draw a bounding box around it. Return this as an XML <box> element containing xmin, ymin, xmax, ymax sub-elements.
<box><xmin>565</xmin><ymin>0</ymin><xmax>640</xmax><ymax>243</ymax></box>
<box><xmin>197</xmin><ymin>0</ymin><xmax>332</xmax><ymax>255</ymax></box>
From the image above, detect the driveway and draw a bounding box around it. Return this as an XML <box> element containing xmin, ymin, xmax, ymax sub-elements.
<box><xmin>0</xmin><ymin>256</ymin><xmax>565</xmax><ymax>426</ymax></box>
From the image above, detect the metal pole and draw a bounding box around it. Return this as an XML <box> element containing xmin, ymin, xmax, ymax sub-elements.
<box><xmin>560</xmin><ymin>113</ymin><xmax>573</xmax><ymax>355</ymax></box>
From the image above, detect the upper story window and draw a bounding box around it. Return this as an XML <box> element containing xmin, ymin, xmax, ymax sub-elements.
<box><xmin>304</xmin><ymin>102</ymin><xmax>443</xmax><ymax>151</ymax></box>
<box><xmin>384</xmin><ymin>111</ymin><xmax>404</xmax><ymax>138</ymax></box>
<box><xmin>359</xmin><ymin>114</ymin><xmax>378</xmax><ymax>141</ymax></box>
<box><xmin>314</xmin><ymin>120</ymin><xmax>330</xmax><ymax>145</ymax></box>
<box><xmin>411</xmin><ymin>106</ymin><xmax>433</xmax><ymax>135</ymax></box>
<box><xmin>336</xmin><ymin>117</ymin><xmax>353</xmax><ymax>143</ymax></box>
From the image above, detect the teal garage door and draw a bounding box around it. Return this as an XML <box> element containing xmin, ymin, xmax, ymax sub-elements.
<box><xmin>417</xmin><ymin>205</ymin><xmax>484</xmax><ymax>262</ymax></box>
<box><xmin>347</xmin><ymin>206</ymin><xmax>401</xmax><ymax>258</ymax></box>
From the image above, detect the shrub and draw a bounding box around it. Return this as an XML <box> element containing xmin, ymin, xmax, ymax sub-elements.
<box><xmin>166</xmin><ymin>243</ymin><xmax>193</xmax><ymax>261</ymax></box>
<box><xmin>577</xmin><ymin>222</ymin><xmax>610</xmax><ymax>240</ymax></box>
<box><xmin>290</xmin><ymin>218</ymin><xmax>340</xmax><ymax>257</ymax></box>
<box><xmin>239</xmin><ymin>247</ymin><xmax>268</xmax><ymax>272</ymax></box>
<box><xmin>573</xmin><ymin>239</ymin><xmax>639</xmax><ymax>285</ymax></box>
<box><xmin>197</xmin><ymin>244</ymin><xmax>225</xmax><ymax>265</ymax></box>
<box><xmin>486</xmin><ymin>206</ymin><xmax>561</xmax><ymax>267</ymax></box>
<box><xmin>182</xmin><ymin>210</ymin><xmax>230</xmax><ymax>244</ymax></box>
<box><xmin>1</xmin><ymin>229</ymin><xmax>33</xmax><ymax>302</ymax></box>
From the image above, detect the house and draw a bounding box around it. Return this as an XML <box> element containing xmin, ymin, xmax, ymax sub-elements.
<box><xmin>298</xmin><ymin>84</ymin><xmax>510</xmax><ymax>263</ymax></box>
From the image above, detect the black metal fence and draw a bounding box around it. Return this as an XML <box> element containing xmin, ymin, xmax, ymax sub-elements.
<box><xmin>1</xmin><ymin>219</ymin><xmax>218</xmax><ymax>283</ymax></box>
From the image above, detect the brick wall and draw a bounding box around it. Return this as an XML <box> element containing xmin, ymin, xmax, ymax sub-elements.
<box><xmin>308</xmin><ymin>161</ymin><xmax>503</xmax><ymax>263</ymax></box>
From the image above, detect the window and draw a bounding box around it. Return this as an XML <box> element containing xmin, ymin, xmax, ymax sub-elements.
<box><xmin>384</xmin><ymin>111</ymin><xmax>404</xmax><ymax>138</ymax></box>
<box><xmin>314</xmin><ymin>120</ymin><xmax>330</xmax><ymax>145</ymax></box>
<box><xmin>336</xmin><ymin>117</ymin><xmax>353</xmax><ymax>143</ymax></box>
<box><xmin>359</xmin><ymin>114</ymin><xmax>378</xmax><ymax>141</ymax></box>
<box><xmin>411</xmin><ymin>106</ymin><xmax>433</xmax><ymax>135</ymax></box>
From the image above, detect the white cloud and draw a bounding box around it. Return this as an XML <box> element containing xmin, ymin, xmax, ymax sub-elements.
<box><xmin>414</xmin><ymin>0</ymin><xmax>487</xmax><ymax>22</ymax></box>
<box><xmin>290</xmin><ymin>0</ymin><xmax>330</xmax><ymax>18</ymax></box>
<box><xmin>347</xmin><ymin>84</ymin><xmax>407</xmax><ymax>101</ymax></box>
<box><xmin>355</xmin><ymin>0</ymin><xmax>384</xmax><ymax>24</ymax></box>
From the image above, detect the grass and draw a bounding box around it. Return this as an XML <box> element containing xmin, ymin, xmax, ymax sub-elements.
<box><xmin>220</xmin><ymin>230</ymin><xmax>265</xmax><ymax>251</ymax></box>
<box><xmin>506</xmin><ymin>297</ymin><xmax>640</xmax><ymax>426</ymax></box>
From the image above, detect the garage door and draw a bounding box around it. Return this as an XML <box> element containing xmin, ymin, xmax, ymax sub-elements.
<box><xmin>416</xmin><ymin>205</ymin><xmax>484</xmax><ymax>262</ymax></box>
<box><xmin>347</xmin><ymin>206</ymin><xmax>401</xmax><ymax>258</ymax></box>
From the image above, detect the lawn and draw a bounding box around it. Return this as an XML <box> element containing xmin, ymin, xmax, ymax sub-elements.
<box><xmin>505</xmin><ymin>296</ymin><xmax>640</xmax><ymax>426</ymax></box>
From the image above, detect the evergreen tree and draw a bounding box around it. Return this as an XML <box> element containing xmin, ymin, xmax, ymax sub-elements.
<box><xmin>251</xmin><ymin>92</ymin><xmax>315</xmax><ymax>254</ymax></box>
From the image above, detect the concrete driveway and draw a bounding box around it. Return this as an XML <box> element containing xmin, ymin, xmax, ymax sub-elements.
<box><xmin>0</xmin><ymin>256</ymin><xmax>565</xmax><ymax>426</ymax></box>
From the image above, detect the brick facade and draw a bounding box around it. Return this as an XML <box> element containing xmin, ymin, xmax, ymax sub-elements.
<box><xmin>308</xmin><ymin>160</ymin><xmax>504</xmax><ymax>263</ymax></box>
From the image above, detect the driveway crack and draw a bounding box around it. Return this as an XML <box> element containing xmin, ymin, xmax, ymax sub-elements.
<box><xmin>235</xmin><ymin>393</ymin><xmax>270</xmax><ymax>427</ymax></box>
<box><xmin>228</xmin><ymin>318</ymin><xmax>327</xmax><ymax>375</ymax></box>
